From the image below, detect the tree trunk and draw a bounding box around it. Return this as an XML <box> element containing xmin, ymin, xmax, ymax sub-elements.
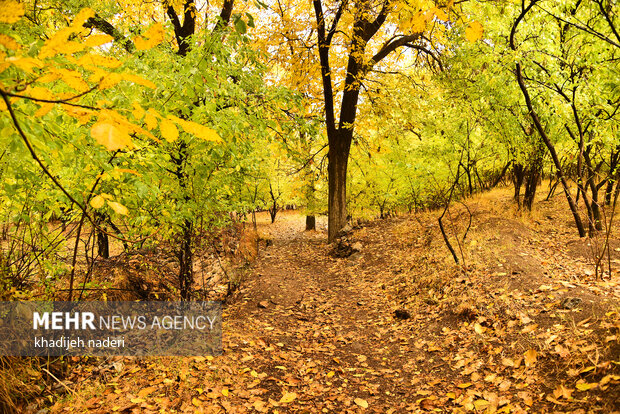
<box><xmin>269</xmin><ymin>203</ymin><xmax>277</xmax><ymax>223</ymax></box>
<box><xmin>513</xmin><ymin>163</ymin><xmax>525</xmax><ymax>207</ymax></box>
<box><xmin>97</xmin><ymin>231</ymin><xmax>109</xmax><ymax>259</ymax></box>
<box><xmin>523</xmin><ymin>163</ymin><xmax>541</xmax><ymax>211</ymax></box>
<box><xmin>305</xmin><ymin>215</ymin><xmax>316</xmax><ymax>231</ymax></box>
<box><xmin>95</xmin><ymin>212</ymin><xmax>109</xmax><ymax>258</ymax></box>
<box><xmin>178</xmin><ymin>219</ymin><xmax>193</xmax><ymax>300</ymax></box>
<box><xmin>327</xmin><ymin>137</ymin><xmax>350</xmax><ymax>242</ymax></box>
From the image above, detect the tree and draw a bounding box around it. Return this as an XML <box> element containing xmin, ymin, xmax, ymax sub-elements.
<box><xmin>257</xmin><ymin>0</ymin><xmax>449</xmax><ymax>240</ymax></box>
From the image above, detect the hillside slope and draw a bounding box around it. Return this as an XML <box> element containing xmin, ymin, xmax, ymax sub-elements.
<box><xmin>46</xmin><ymin>188</ymin><xmax>620</xmax><ymax>413</ymax></box>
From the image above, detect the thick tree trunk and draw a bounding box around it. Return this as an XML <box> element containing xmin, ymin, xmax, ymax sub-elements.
<box><xmin>327</xmin><ymin>139</ymin><xmax>349</xmax><ymax>242</ymax></box>
<box><xmin>305</xmin><ymin>215</ymin><xmax>316</xmax><ymax>231</ymax></box>
<box><xmin>97</xmin><ymin>231</ymin><xmax>109</xmax><ymax>259</ymax></box>
<box><xmin>523</xmin><ymin>163</ymin><xmax>541</xmax><ymax>211</ymax></box>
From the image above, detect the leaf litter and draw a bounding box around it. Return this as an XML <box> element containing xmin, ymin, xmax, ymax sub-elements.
<box><xmin>50</xmin><ymin>190</ymin><xmax>619</xmax><ymax>413</ymax></box>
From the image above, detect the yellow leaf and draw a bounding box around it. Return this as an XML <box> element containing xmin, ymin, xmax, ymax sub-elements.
<box><xmin>84</xmin><ymin>34</ymin><xmax>114</xmax><ymax>48</ymax></box>
<box><xmin>409</xmin><ymin>12</ymin><xmax>427</xmax><ymax>32</ymax></box>
<box><xmin>78</xmin><ymin>54</ymin><xmax>122</xmax><ymax>69</ymax></box>
<box><xmin>354</xmin><ymin>398</ymin><xmax>369</xmax><ymax>408</ymax></box>
<box><xmin>137</xmin><ymin>386</ymin><xmax>157</xmax><ymax>398</ymax></box>
<box><xmin>37</xmin><ymin>72</ymin><xmax>61</xmax><ymax>83</ymax></box>
<box><xmin>7</xmin><ymin>56</ymin><xmax>45</xmax><ymax>73</ymax></box>
<box><xmin>576</xmin><ymin>382</ymin><xmax>596</xmax><ymax>391</ymax></box>
<box><xmin>279</xmin><ymin>392</ymin><xmax>297</xmax><ymax>403</ymax></box>
<box><xmin>253</xmin><ymin>400</ymin><xmax>268</xmax><ymax>412</ymax></box>
<box><xmin>63</xmin><ymin>106</ymin><xmax>94</xmax><ymax>125</ymax></box>
<box><xmin>326</xmin><ymin>371</ymin><xmax>335</xmax><ymax>378</ymax></box>
<box><xmin>553</xmin><ymin>384</ymin><xmax>573</xmax><ymax>400</ymax></box>
<box><xmin>134</xmin><ymin>23</ymin><xmax>165</xmax><ymax>50</ymax></box>
<box><xmin>132</xmin><ymin>102</ymin><xmax>145</xmax><ymax>120</ymax></box>
<box><xmin>122</xmin><ymin>73</ymin><xmax>156</xmax><ymax>89</ymax></box>
<box><xmin>457</xmin><ymin>383</ymin><xmax>473</xmax><ymax>389</ymax></box>
<box><xmin>130</xmin><ymin>398</ymin><xmax>145</xmax><ymax>404</ymax></box>
<box><xmin>60</xmin><ymin>41</ymin><xmax>86</xmax><ymax>55</ymax></box>
<box><xmin>474</xmin><ymin>399</ymin><xmax>490</xmax><ymax>410</ymax></box>
<box><xmin>34</xmin><ymin>103</ymin><xmax>54</xmax><ymax>117</ymax></box>
<box><xmin>55</xmin><ymin>68</ymin><xmax>90</xmax><ymax>92</ymax></box>
<box><xmin>96</xmin><ymin>99</ymin><xmax>113</xmax><ymax>108</ymax></box>
<box><xmin>99</xmin><ymin>73</ymin><xmax>123</xmax><ymax>89</ymax></box>
<box><xmin>91</xmin><ymin>122</ymin><xmax>133</xmax><ymax>151</ymax></box>
<box><xmin>221</xmin><ymin>388</ymin><xmax>229</xmax><ymax>396</ymax></box>
<box><xmin>192</xmin><ymin>397</ymin><xmax>202</xmax><ymax>407</ymax></box>
<box><xmin>474</xmin><ymin>323</ymin><xmax>485</xmax><ymax>334</ymax></box>
<box><xmin>0</xmin><ymin>1</ymin><xmax>25</xmax><ymax>23</ymax></box>
<box><xmin>71</xmin><ymin>8</ymin><xmax>95</xmax><ymax>29</ymax></box>
<box><xmin>38</xmin><ymin>28</ymin><xmax>73</xmax><ymax>58</ymax></box>
<box><xmin>175</xmin><ymin>117</ymin><xmax>222</xmax><ymax>142</ymax></box>
<box><xmin>26</xmin><ymin>86</ymin><xmax>54</xmax><ymax>101</ymax></box>
<box><xmin>144</xmin><ymin>109</ymin><xmax>158</xmax><ymax>130</ymax></box>
<box><xmin>160</xmin><ymin>119</ymin><xmax>178</xmax><ymax>142</ymax></box>
<box><xmin>465</xmin><ymin>21</ymin><xmax>484</xmax><ymax>42</ymax></box>
<box><xmin>521</xmin><ymin>323</ymin><xmax>538</xmax><ymax>334</ymax></box>
<box><xmin>524</xmin><ymin>349</ymin><xmax>537</xmax><ymax>367</ymax></box>
<box><xmin>90</xmin><ymin>195</ymin><xmax>105</xmax><ymax>209</ymax></box>
<box><xmin>433</xmin><ymin>7</ymin><xmax>448</xmax><ymax>21</ymax></box>
<box><xmin>0</xmin><ymin>34</ymin><xmax>20</xmax><ymax>50</ymax></box>
<box><xmin>108</xmin><ymin>201</ymin><xmax>128</xmax><ymax>215</ymax></box>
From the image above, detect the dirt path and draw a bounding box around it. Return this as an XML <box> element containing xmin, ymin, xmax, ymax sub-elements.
<box><xmin>224</xmin><ymin>216</ymin><xmax>426</xmax><ymax>412</ymax></box>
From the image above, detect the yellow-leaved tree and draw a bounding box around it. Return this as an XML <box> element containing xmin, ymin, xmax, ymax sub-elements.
<box><xmin>252</xmin><ymin>0</ymin><xmax>479</xmax><ymax>240</ymax></box>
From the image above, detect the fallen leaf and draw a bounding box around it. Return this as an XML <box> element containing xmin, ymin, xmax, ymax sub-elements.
<box><xmin>279</xmin><ymin>392</ymin><xmax>297</xmax><ymax>403</ymax></box>
<box><xmin>576</xmin><ymin>382</ymin><xmax>597</xmax><ymax>391</ymax></box>
<box><xmin>524</xmin><ymin>349</ymin><xmax>537</xmax><ymax>367</ymax></box>
<box><xmin>354</xmin><ymin>398</ymin><xmax>369</xmax><ymax>408</ymax></box>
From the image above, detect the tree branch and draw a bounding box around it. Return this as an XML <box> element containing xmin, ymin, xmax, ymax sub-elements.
<box><xmin>313</xmin><ymin>0</ymin><xmax>336</xmax><ymax>136</ymax></box>
<box><xmin>368</xmin><ymin>33</ymin><xmax>421</xmax><ymax>69</ymax></box>
<box><xmin>326</xmin><ymin>0</ymin><xmax>347</xmax><ymax>45</ymax></box>
<box><xmin>84</xmin><ymin>15</ymin><xmax>135</xmax><ymax>53</ymax></box>
<box><xmin>213</xmin><ymin>0</ymin><xmax>234</xmax><ymax>32</ymax></box>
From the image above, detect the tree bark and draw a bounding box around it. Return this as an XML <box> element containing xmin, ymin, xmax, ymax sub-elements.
<box><xmin>178</xmin><ymin>219</ymin><xmax>193</xmax><ymax>300</ymax></box>
<box><xmin>523</xmin><ymin>162</ymin><xmax>541</xmax><ymax>211</ymax></box>
<box><xmin>513</xmin><ymin>163</ymin><xmax>524</xmax><ymax>207</ymax></box>
<box><xmin>327</xmin><ymin>131</ymin><xmax>350</xmax><ymax>241</ymax></box>
<box><xmin>305</xmin><ymin>215</ymin><xmax>316</xmax><ymax>231</ymax></box>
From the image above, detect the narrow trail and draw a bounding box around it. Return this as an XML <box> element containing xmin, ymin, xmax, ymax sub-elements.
<box><xmin>224</xmin><ymin>215</ymin><xmax>423</xmax><ymax>412</ymax></box>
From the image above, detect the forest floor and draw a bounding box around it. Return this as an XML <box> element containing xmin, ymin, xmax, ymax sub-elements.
<box><xmin>37</xmin><ymin>188</ymin><xmax>620</xmax><ymax>412</ymax></box>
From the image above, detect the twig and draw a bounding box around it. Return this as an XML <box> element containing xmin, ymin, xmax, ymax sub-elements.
<box><xmin>42</xmin><ymin>368</ymin><xmax>81</xmax><ymax>399</ymax></box>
